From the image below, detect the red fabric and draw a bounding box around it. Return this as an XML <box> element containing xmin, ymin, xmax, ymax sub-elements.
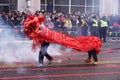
<box><xmin>23</xmin><ymin>15</ymin><xmax>102</xmax><ymax>54</ymax></box>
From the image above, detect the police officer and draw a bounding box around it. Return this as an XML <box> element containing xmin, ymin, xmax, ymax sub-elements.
<box><xmin>99</xmin><ymin>16</ymin><xmax>109</xmax><ymax>42</ymax></box>
<box><xmin>90</xmin><ymin>15</ymin><xmax>99</xmax><ymax>36</ymax></box>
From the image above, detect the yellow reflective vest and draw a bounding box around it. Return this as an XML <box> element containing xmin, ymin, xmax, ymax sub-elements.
<box><xmin>81</xmin><ymin>19</ymin><xmax>85</xmax><ymax>27</ymax></box>
<box><xmin>92</xmin><ymin>19</ymin><xmax>98</xmax><ymax>27</ymax></box>
<box><xmin>100</xmin><ymin>20</ymin><xmax>108</xmax><ymax>27</ymax></box>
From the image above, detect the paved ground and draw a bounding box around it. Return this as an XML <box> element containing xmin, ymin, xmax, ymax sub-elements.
<box><xmin>0</xmin><ymin>41</ymin><xmax>120</xmax><ymax>80</ymax></box>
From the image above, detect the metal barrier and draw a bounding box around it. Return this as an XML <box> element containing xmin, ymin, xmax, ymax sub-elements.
<box><xmin>108</xmin><ymin>26</ymin><xmax>120</xmax><ymax>37</ymax></box>
<box><xmin>107</xmin><ymin>26</ymin><xmax>120</xmax><ymax>41</ymax></box>
<box><xmin>0</xmin><ymin>25</ymin><xmax>27</xmax><ymax>40</ymax></box>
<box><xmin>0</xmin><ymin>25</ymin><xmax>120</xmax><ymax>41</ymax></box>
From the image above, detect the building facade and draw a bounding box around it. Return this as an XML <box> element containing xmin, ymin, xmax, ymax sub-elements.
<box><xmin>0</xmin><ymin>0</ymin><xmax>119</xmax><ymax>16</ymax></box>
<box><xmin>40</xmin><ymin>0</ymin><xmax>100</xmax><ymax>14</ymax></box>
<box><xmin>0</xmin><ymin>0</ymin><xmax>17</xmax><ymax>12</ymax></box>
<box><xmin>100</xmin><ymin>0</ymin><xmax>119</xmax><ymax>16</ymax></box>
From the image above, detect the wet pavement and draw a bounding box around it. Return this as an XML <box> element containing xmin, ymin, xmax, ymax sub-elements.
<box><xmin>0</xmin><ymin>41</ymin><xmax>120</xmax><ymax>80</ymax></box>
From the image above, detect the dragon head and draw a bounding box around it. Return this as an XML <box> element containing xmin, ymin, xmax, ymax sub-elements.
<box><xmin>22</xmin><ymin>15</ymin><xmax>45</xmax><ymax>39</ymax></box>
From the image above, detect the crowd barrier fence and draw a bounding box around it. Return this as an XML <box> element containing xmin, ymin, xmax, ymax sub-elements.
<box><xmin>0</xmin><ymin>25</ymin><xmax>120</xmax><ymax>41</ymax></box>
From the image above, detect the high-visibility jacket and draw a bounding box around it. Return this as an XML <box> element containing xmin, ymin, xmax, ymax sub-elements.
<box><xmin>100</xmin><ymin>20</ymin><xmax>108</xmax><ymax>27</ymax></box>
<box><xmin>92</xmin><ymin>19</ymin><xmax>98</xmax><ymax>27</ymax></box>
<box><xmin>81</xmin><ymin>19</ymin><xmax>85</xmax><ymax>27</ymax></box>
<box><xmin>64</xmin><ymin>19</ymin><xmax>72</xmax><ymax>28</ymax></box>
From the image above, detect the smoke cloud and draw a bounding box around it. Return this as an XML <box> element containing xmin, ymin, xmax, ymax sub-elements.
<box><xmin>0</xmin><ymin>22</ymin><xmax>62</xmax><ymax>64</ymax></box>
<box><xmin>0</xmin><ymin>16</ymin><xmax>74</xmax><ymax>64</ymax></box>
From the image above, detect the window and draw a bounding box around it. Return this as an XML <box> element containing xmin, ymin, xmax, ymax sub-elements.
<box><xmin>86</xmin><ymin>0</ymin><xmax>93</xmax><ymax>6</ymax></box>
<box><xmin>41</xmin><ymin>0</ymin><xmax>45</xmax><ymax>4</ymax></box>
<box><xmin>55</xmin><ymin>0</ymin><xmax>69</xmax><ymax>5</ymax></box>
<box><xmin>71</xmin><ymin>0</ymin><xmax>85</xmax><ymax>5</ymax></box>
<box><xmin>86</xmin><ymin>7</ymin><xmax>93</xmax><ymax>13</ymax></box>
<box><xmin>47</xmin><ymin>0</ymin><xmax>53</xmax><ymax>4</ymax></box>
<box><xmin>0</xmin><ymin>6</ymin><xmax>9</xmax><ymax>12</ymax></box>
<box><xmin>55</xmin><ymin>6</ymin><xmax>69</xmax><ymax>14</ymax></box>
<box><xmin>0</xmin><ymin>0</ymin><xmax>9</xmax><ymax>4</ymax></box>
<box><xmin>10</xmin><ymin>0</ymin><xmax>17</xmax><ymax>10</ymax></box>
<box><xmin>71</xmin><ymin>6</ymin><xmax>85</xmax><ymax>14</ymax></box>
<box><xmin>41</xmin><ymin>5</ymin><xmax>46</xmax><ymax>10</ymax></box>
<box><xmin>94</xmin><ymin>7</ymin><xmax>99</xmax><ymax>14</ymax></box>
<box><xmin>94</xmin><ymin>0</ymin><xmax>100</xmax><ymax>6</ymax></box>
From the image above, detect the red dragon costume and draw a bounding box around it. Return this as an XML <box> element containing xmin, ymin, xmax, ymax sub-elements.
<box><xmin>22</xmin><ymin>15</ymin><xmax>102</xmax><ymax>54</ymax></box>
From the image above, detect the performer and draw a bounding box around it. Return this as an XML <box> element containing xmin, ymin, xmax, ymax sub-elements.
<box><xmin>23</xmin><ymin>15</ymin><xmax>102</xmax><ymax>65</ymax></box>
<box><xmin>38</xmin><ymin>41</ymin><xmax>53</xmax><ymax>66</ymax></box>
<box><xmin>85</xmin><ymin>49</ymin><xmax>98</xmax><ymax>64</ymax></box>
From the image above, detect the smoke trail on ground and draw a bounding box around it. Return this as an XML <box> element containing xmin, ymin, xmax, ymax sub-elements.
<box><xmin>0</xmin><ymin>40</ymin><xmax>63</xmax><ymax>63</ymax></box>
<box><xmin>0</xmin><ymin>22</ymin><xmax>62</xmax><ymax>64</ymax></box>
<box><xmin>0</xmin><ymin>40</ymin><xmax>38</xmax><ymax>63</ymax></box>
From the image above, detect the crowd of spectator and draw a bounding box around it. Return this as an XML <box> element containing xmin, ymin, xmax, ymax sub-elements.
<box><xmin>0</xmin><ymin>10</ymin><xmax>120</xmax><ymax>39</ymax></box>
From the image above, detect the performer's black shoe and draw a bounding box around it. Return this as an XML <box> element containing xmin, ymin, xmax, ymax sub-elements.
<box><xmin>103</xmin><ymin>40</ymin><xmax>106</xmax><ymax>42</ymax></box>
<box><xmin>48</xmin><ymin>59</ymin><xmax>53</xmax><ymax>64</ymax></box>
